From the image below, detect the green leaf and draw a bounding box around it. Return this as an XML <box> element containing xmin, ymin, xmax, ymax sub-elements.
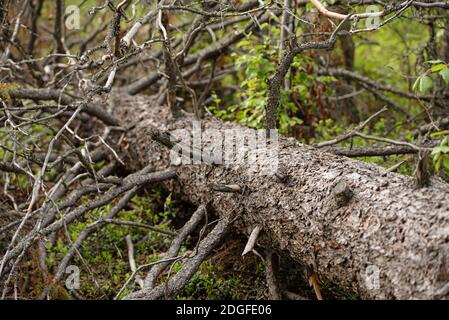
<box><xmin>432</xmin><ymin>145</ymin><xmax>449</xmax><ymax>155</ymax></box>
<box><xmin>435</xmin><ymin>155</ymin><xmax>442</xmax><ymax>172</ymax></box>
<box><xmin>444</xmin><ymin>156</ymin><xmax>449</xmax><ymax>172</ymax></box>
<box><xmin>440</xmin><ymin>67</ymin><xmax>449</xmax><ymax>84</ymax></box>
<box><xmin>431</xmin><ymin>64</ymin><xmax>447</xmax><ymax>73</ymax></box>
<box><xmin>431</xmin><ymin>130</ymin><xmax>449</xmax><ymax>138</ymax></box>
<box><xmin>419</xmin><ymin>75</ymin><xmax>433</xmax><ymax>93</ymax></box>
<box><xmin>236</xmin><ymin>40</ymin><xmax>251</xmax><ymax>48</ymax></box>
<box><xmin>440</xmin><ymin>146</ymin><xmax>449</xmax><ymax>153</ymax></box>
<box><xmin>412</xmin><ymin>76</ymin><xmax>421</xmax><ymax>91</ymax></box>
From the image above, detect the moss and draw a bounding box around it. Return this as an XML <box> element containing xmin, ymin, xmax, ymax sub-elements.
<box><xmin>49</xmin><ymin>284</ymin><xmax>72</xmax><ymax>300</ymax></box>
<box><xmin>0</xmin><ymin>82</ymin><xmax>19</xmax><ymax>102</ymax></box>
<box><xmin>177</xmin><ymin>262</ymin><xmax>256</xmax><ymax>300</ymax></box>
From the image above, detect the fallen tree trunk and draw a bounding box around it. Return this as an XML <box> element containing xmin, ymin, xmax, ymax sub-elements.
<box><xmin>112</xmin><ymin>93</ymin><xmax>449</xmax><ymax>300</ymax></box>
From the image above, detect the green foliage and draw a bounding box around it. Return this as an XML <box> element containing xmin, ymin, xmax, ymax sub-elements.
<box><xmin>413</xmin><ymin>60</ymin><xmax>449</xmax><ymax>94</ymax></box>
<box><xmin>209</xmin><ymin>28</ymin><xmax>278</xmax><ymax>129</ymax></box>
<box><xmin>413</xmin><ymin>74</ymin><xmax>433</xmax><ymax>94</ymax></box>
<box><xmin>431</xmin><ymin>132</ymin><xmax>449</xmax><ymax>174</ymax></box>
<box><xmin>209</xmin><ymin>24</ymin><xmax>335</xmax><ymax>134</ymax></box>
<box><xmin>314</xmin><ymin>118</ymin><xmax>345</xmax><ymax>142</ymax></box>
<box><xmin>177</xmin><ymin>262</ymin><xmax>261</xmax><ymax>300</ymax></box>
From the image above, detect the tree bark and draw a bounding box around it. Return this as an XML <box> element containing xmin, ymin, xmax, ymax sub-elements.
<box><xmin>112</xmin><ymin>92</ymin><xmax>449</xmax><ymax>300</ymax></box>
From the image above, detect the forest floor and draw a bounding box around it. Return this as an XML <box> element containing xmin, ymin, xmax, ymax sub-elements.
<box><xmin>1</xmin><ymin>188</ymin><xmax>354</xmax><ymax>300</ymax></box>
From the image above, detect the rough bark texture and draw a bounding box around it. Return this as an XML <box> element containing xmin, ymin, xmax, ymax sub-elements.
<box><xmin>111</xmin><ymin>92</ymin><xmax>449</xmax><ymax>300</ymax></box>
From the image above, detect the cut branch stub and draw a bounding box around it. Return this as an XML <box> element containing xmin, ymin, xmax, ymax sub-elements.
<box><xmin>332</xmin><ymin>179</ymin><xmax>353</xmax><ymax>208</ymax></box>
